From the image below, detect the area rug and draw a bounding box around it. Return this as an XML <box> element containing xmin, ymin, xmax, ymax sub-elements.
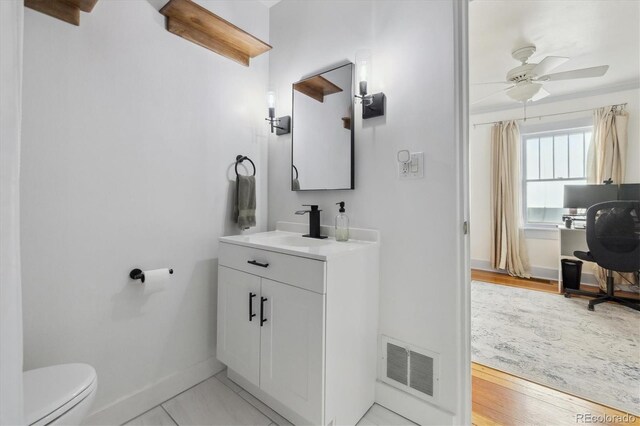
<box><xmin>471</xmin><ymin>280</ymin><xmax>640</xmax><ymax>415</ymax></box>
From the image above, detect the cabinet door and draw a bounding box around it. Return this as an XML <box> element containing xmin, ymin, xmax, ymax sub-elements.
<box><xmin>217</xmin><ymin>266</ymin><xmax>261</xmax><ymax>387</ymax></box>
<box><xmin>260</xmin><ymin>279</ymin><xmax>325</xmax><ymax>424</ymax></box>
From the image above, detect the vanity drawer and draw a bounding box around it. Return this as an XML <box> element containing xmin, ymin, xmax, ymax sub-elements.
<box><xmin>219</xmin><ymin>242</ymin><xmax>326</xmax><ymax>294</ymax></box>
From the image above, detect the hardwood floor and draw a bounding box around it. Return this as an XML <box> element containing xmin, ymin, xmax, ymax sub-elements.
<box><xmin>471</xmin><ymin>269</ymin><xmax>640</xmax><ymax>299</ymax></box>
<box><xmin>471</xmin><ymin>269</ymin><xmax>639</xmax><ymax>425</ymax></box>
<box><xmin>472</xmin><ymin>269</ymin><xmax>559</xmax><ymax>293</ymax></box>
<box><xmin>472</xmin><ymin>364</ymin><xmax>639</xmax><ymax>426</ymax></box>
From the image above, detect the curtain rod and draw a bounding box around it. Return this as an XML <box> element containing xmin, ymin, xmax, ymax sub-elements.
<box><xmin>472</xmin><ymin>103</ymin><xmax>628</xmax><ymax>128</ymax></box>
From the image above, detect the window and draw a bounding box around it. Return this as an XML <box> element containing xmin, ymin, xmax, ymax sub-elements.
<box><xmin>523</xmin><ymin>126</ymin><xmax>592</xmax><ymax>225</ymax></box>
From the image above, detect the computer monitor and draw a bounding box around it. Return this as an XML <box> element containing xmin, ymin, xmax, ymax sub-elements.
<box><xmin>618</xmin><ymin>183</ymin><xmax>640</xmax><ymax>201</ymax></box>
<box><xmin>563</xmin><ymin>184</ymin><xmax>618</xmax><ymax>209</ymax></box>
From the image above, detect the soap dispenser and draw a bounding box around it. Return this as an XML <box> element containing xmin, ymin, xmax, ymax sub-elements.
<box><xmin>335</xmin><ymin>201</ymin><xmax>350</xmax><ymax>242</ymax></box>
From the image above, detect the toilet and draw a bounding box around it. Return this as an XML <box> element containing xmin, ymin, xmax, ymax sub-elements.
<box><xmin>24</xmin><ymin>364</ymin><xmax>97</xmax><ymax>426</ymax></box>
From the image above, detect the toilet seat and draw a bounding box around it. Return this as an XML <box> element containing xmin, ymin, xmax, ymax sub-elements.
<box><xmin>24</xmin><ymin>363</ymin><xmax>97</xmax><ymax>426</ymax></box>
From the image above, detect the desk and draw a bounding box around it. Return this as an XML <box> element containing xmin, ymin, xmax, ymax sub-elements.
<box><xmin>557</xmin><ymin>225</ymin><xmax>591</xmax><ymax>292</ymax></box>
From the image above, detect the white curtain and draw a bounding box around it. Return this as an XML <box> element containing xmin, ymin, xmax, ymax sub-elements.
<box><xmin>0</xmin><ymin>1</ymin><xmax>25</xmax><ymax>424</ymax></box>
<box><xmin>587</xmin><ymin>105</ymin><xmax>629</xmax><ymax>185</ymax></box>
<box><xmin>586</xmin><ymin>105</ymin><xmax>635</xmax><ymax>291</ymax></box>
<box><xmin>490</xmin><ymin>121</ymin><xmax>531</xmax><ymax>278</ymax></box>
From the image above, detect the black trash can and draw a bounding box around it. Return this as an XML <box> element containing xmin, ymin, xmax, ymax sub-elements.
<box><xmin>561</xmin><ymin>259</ymin><xmax>583</xmax><ymax>290</ymax></box>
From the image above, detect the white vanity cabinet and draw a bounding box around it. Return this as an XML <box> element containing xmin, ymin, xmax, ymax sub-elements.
<box><xmin>217</xmin><ymin>264</ymin><xmax>324</xmax><ymax>423</ymax></box>
<box><xmin>217</xmin><ymin>266</ymin><xmax>262</xmax><ymax>387</ymax></box>
<box><xmin>216</xmin><ymin>223</ymin><xmax>379</xmax><ymax>426</ymax></box>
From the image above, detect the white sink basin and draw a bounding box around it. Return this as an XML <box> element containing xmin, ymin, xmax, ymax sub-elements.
<box><xmin>269</xmin><ymin>235</ymin><xmax>332</xmax><ymax>247</ymax></box>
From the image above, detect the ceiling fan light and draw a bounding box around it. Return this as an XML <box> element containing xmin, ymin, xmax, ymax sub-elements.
<box><xmin>507</xmin><ymin>82</ymin><xmax>542</xmax><ymax>102</ymax></box>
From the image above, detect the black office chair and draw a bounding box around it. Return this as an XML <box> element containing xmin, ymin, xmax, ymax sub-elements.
<box><xmin>565</xmin><ymin>201</ymin><xmax>640</xmax><ymax>311</ymax></box>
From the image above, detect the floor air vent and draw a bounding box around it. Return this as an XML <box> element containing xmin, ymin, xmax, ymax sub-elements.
<box><xmin>380</xmin><ymin>336</ymin><xmax>439</xmax><ymax>402</ymax></box>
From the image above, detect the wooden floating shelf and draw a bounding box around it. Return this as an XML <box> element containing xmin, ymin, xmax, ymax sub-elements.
<box><xmin>294</xmin><ymin>75</ymin><xmax>343</xmax><ymax>103</ymax></box>
<box><xmin>25</xmin><ymin>0</ymin><xmax>99</xmax><ymax>26</ymax></box>
<box><xmin>341</xmin><ymin>117</ymin><xmax>351</xmax><ymax>129</ymax></box>
<box><xmin>160</xmin><ymin>0</ymin><xmax>271</xmax><ymax>67</ymax></box>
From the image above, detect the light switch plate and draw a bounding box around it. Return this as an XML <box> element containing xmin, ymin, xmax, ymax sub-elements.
<box><xmin>399</xmin><ymin>152</ymin><xmax>424</xmax><ymax>179</ymax></box>
<box><xmin>410</xmin><ymin>152</ymin><xmax>424</xmax><ymax>178</ymax></box>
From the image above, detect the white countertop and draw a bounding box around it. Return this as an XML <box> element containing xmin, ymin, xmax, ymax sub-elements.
<box><xmin>219</xmin><ymin>222</ymin><xmax>379</xmax><ymax>261</ymax></box>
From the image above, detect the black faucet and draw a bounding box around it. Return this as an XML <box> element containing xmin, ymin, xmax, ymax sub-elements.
<box><xmin>295</xmin><ymin>205</ymin><xmax>327</xmax><ymax>239</ymax></box>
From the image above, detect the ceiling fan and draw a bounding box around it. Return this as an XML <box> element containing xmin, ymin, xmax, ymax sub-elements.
<box><xmin>473</xmin><ymin>44</ymin><xmax>610</xmax><ymax>105</ymax></box>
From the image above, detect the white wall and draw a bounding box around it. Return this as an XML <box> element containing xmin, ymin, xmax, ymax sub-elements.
<box><xmin>470</xmin><ymin>88</ymin><xmax>640</xmax><ymax>276</ymax></box>
<box><xmin>269</xmin><ymin>1</ymin><xmax>467</xmax><ymax>423</ymax></box>
<box><xmin>20</xmin><ymin>1</ymin><xmax>269</xmax><ymax>423</ymax></box>
<box><xmin>1</xmin><ymin>1</ymin><xmax>25</xmax><ymax>424</ymax></box>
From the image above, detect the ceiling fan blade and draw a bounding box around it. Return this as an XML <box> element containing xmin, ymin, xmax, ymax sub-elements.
<box><xmin>537</xmin><ymin>65</ymin><xmax>609</xmax><ymax>81</ymax></box>
<box><xmin>471</xmin><ymin>86</ymin><xmax>514</xmax><ymax>105</ymax></box>
<box><xmin>531</xmin><ymin>56</ymin><xmax>569</xmax><ymax>77</ymax></box>
<box><xmin>531</xmin><ymin>87</ymin><xmax>550</xmax><ymax>102</ymax></box>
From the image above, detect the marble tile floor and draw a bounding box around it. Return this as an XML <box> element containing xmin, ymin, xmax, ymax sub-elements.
<box><xmin>122</xmin><ymin>370</ymin><xmax>416</xmax><ymax>426</ymax></box>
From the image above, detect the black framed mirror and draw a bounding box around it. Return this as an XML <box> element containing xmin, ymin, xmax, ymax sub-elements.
<box><xmin>291</xmin><ymin>63</ymin><xmax>354</xmax><ymax>191</ymax></box>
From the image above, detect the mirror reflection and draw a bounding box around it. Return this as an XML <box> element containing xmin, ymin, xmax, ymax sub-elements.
<box><xmin>292</xmin><ymin>63</ymin><xmax>354</xmax><ymax>191</ymax></box>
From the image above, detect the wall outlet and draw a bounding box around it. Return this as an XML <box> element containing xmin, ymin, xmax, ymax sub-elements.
<box><xmin>398</xmin><ymin>160</ymin><xmax>410</xmax><ymax>178</ymax></box>
<box><xmin>398</xmin><ymin>152</ymin><xmax>424</xmax><ymax>179</ymax></box>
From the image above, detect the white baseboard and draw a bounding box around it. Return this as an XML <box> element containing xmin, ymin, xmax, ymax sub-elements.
<box><xmin>83</xmin><ymin>357</ymin><xmax>224</xmax><ymax>425</ymax></box>
<box><xmin>470</xmin><ymin>259</ymin><xmax>598</xmax><ymax>287</ymax></box>
<box><xmin>375</xmin><ymin>381</ymin><xmax>455</xmax><ymax>425</ymax></box>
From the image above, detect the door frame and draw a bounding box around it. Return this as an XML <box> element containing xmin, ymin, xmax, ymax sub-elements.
<box><xmin>453</xmin><ymin>0</ymin><xmax>471</xmax><ymax>424</ymax></box>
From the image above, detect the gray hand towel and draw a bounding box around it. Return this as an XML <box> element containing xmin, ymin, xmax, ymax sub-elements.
<box><xmin>234</xmin><ymin>175</ymin><xmax>256</xmax><ymax>230</ymax></box>
<box><xmin>292</xmin><ymin>178</ymin><xmax>300</xmax><ymax>190</ymax></box>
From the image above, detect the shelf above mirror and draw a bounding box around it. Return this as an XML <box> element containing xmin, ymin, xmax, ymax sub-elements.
<box><xmin>293</xmin><ymin>75</ymin><xmax>343</xmax><ymax>103</ymax></box>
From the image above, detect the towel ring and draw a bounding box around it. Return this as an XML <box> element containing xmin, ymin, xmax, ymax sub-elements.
<box><xmin>292</xmin><ymin>164</ymin><xmax>299</xmax><ymax>180</ymax></box>
<box><xmin>235</xmin><ymin>155</ymin><xmax>256</xmax><ymax>177</ymax></box>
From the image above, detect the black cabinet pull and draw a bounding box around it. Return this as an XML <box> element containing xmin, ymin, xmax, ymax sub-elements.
<box><xmin>260</xmin><ymin>297</ymin><xmax>268</xmax><ymax>326</ymax></box>
<box><xmin>248</xmin><ymin>260</ymin><xmax>269</xmax><ymax>268</ymax></box>
<box><xmin>249</xmin><ymin>292</ymin><xmax>256</xmax><ymax>321</ymax></box>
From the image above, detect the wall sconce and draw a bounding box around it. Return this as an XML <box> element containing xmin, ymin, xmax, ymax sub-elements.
<box><xmin>265</xmin><ymin>91</ymin><xmax>290</xmax><ymax>135</ymax></box>
<box><xmin>355</xmin><ymin>50</ymin><xmax>385</xmax><ymax>119</ymax></box>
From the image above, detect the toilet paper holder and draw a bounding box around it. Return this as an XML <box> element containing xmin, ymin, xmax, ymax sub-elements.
<box><xmin>129</xmin><ymin>268</ymin><xmax>174</xmax><ymax>283</ymax></box>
